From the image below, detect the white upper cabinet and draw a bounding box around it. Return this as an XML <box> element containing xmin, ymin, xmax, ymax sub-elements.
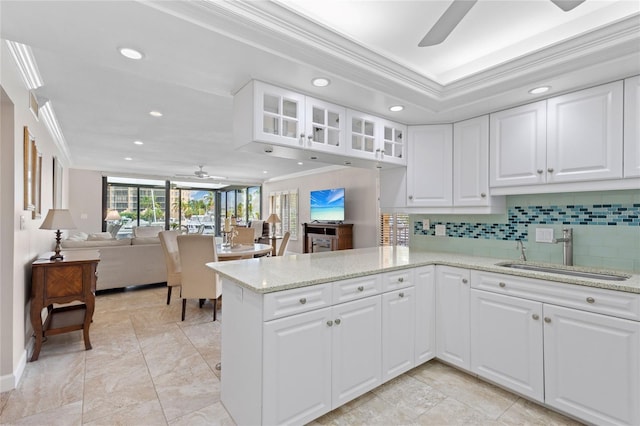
<box><xmin>304</xmin><ymin>97</ymin><xmax>346</xmax><ymax>155</ymax></box>
<box><xmin>406</xmin><ymin>125</ymin><xmax>453</xmax><ymax>207</ymax></box>
<box><xmin>547</xmin><ymin>81</ymin><xmax>623</xmax><ymax>183</ymax></box>
<box><xmin>346</xmin><ymin>110</ymin><xmax>379</xmax><ymax>160</ymax></box>
<box><xmin>490</xmin><ymin>101</ymin><xmax>547</xmax><ymax>187</ymax></box>
<box><xmin>624</xmin><ymin>75</ymin><xmax>640</xmax><ymax>178</ymax></box>
<box><xmin>379</xmin><ymin>119</ymin><xmax>407</xmax><ymax>166</ymax></box>
<box><xmin>454</xmin><ymin>115</ymin><xmax>490</xmax><ymax>206</ymax></box>
<box><xmin>490</xmin><ymin>81</ymin><xmax>625</xmax><ymax>191</ymax></box>
<box><xmin>346</xmin><ymin>111</ymin><xmax>406</xmax><ymax>165</ymax></box>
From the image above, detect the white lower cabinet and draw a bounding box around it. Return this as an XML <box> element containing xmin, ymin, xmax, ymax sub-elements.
<box><xmin>263</xmin><ymin>294</ymin><xmax>382</xmax><ymax>426</ymax></box>
<box><xmin>382</xmin><ymin>286</ymin><xmax>415</xmax><ymax>381</ymax></box>
<box><xmin>436</xmin><ymin>266</ymin><xmax>470</xmax><ymax>370</ymax></box>
<box><xmin>470</xmin><ymin>289</ymin><xmax>544</xmax><ymax>401</ymax></box>
<box><xmin>544</xmin><ymin>304</ymin><xmax>640</xmax><ymax>426</ymax></box>
<box><xmin>414</xmin><ymin>266</ymin><xmax>436</xmax><ymax>365</ymax></box>
<box><xmin>470</xmin><ymin>271</ymin><xmax>640</xmax><ymax>426</ymax></box>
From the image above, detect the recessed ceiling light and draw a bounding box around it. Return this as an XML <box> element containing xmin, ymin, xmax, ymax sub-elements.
<box><xmin>529</xmin><ymin>86</ymin><xmax>551</xmax><ymax>95</ymax></box>
<box><xmin>389</xmin><ymin>105</ymin><xmax>404</xmax><ymax>112</ymax></box>
<box><xmin>124</xmin><ymin>157</ymin><xmax>133</xmax><ymax>161</ymax></box>
<box><xmin>297</xmin><ymin>162</ymin><xmax>303</xmax><ymax>165</ymax></box>
<box><xmin>133</xmin><ymin>140</ymin><xmax>144</xmax><ymax>145</ymax></box>
<box><xmin>149</xmin><ymin>110</ymin><xmax>163</xmax><ymax>117</ymax></box>
<box><xmin>312</xmin><ymin>78</ymin><xmax>330</xmax><ymax>87</ymax></box>
<box><xmin>263</xmin><ymin>170</ymin><xmax>268</xmax><ymax>174</ymax></box>
<box><xmin>119</xmin><ymin>47</ymin><xmax>143</xmax><ymax>60</ymax></box>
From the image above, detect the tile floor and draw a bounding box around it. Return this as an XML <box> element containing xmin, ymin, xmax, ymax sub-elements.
<box><xmin>0</xmin><ymin>284</ymin><xmax>582</xmax><ymax>425</ymax></box>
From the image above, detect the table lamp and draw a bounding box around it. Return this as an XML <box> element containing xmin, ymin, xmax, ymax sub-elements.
<box><xmin>104</xmin><ymin>209</ymin><xmax>121</xmax><ymax>222</ymax></box>
<box><xmin>40</xmin><ymin>209</ymin><xmax>77</xmax><ymax>261</ymax></box>
<box><xmin>265</xmin><ymin>213</ymin><xmax>281</xmax><ymax>238</ymax></box>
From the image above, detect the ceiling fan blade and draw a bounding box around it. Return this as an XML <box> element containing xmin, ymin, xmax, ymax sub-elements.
<box><xmin>550</xmin><ymin>0</ymin><xmax>585</xmax><ymax>12</ymax></box>
<box><xmin>418</xmin><ymin>0</ymin><xmax>477</xmax><ymax>47</ymax></box>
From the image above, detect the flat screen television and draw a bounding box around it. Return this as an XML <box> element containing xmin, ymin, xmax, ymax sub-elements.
<box><xmin>310</xmin><ymin>187</ymin><xmax>345</xmax><ymax>222</ymax></box>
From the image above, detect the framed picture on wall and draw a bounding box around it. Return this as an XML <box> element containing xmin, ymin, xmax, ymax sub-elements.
<box><xmin>53</xmin><ymin>156</ymin><xmax>63</xmax><ymax>208</ymax></box>
<box><xmin>23</xmin><ymin>126</ymin><xmax>35</xmax><ymax>212</ymax></box>
<box><xmin>32</xmin><ymin>142</ymin><xmax>42</xmax><ymax>219</ymax></box>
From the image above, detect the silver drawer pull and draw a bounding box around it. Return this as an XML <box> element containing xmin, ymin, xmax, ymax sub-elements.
<box><xmin>398</xmin><ymin>277</ymin><xmax>404</xmax><ymax>283</ymax></box>
<box><xmin>544</xmin><ymin>317</ymin><xmax>551</xmax><ymax>323</ymax></box>
<box><xmin>586</xmin><ymin>297</ymin><xmax>595</xmax><ymax>304</ymax></box>
<box><xmin>399</xmin><ymin>292</ymin><xmax>404</xmax><ymax>298</ymax></box>
<box><xmin>299</xmin><ymin>298</ymin><xmax>307</xmax><ymax>305</ymax></box>
<box><xmin>532</xmin><ymin>314</ymin><xmax>539</xmax><ymax>320</ymax></box>
<box><xmin>357</xmin><ymin>286</ymin><xmax>364</xmax><ymax>292</ymax></box>
<box><xmin>326</xmin><ymin>320</ymin><xmax>333</xmax><ymax>327</ymax></box>
<box><xmin>462</xmin><ymin>278</ymin><xmax>468</xmax><ymax>284</ymax></box>
<box><xmin>499</xmin><ymin>282</ymin><xmax>506</xmax><ymax>288</ymax></box>
<box><xmin>334</xmin><ymin>318</ymin><xmax>341</xmax><ymax>325</ymax></box>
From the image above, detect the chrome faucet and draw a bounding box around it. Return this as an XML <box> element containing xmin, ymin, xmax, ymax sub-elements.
<box><xmin>553</xmin><ymin>228</ymin><xmax>573</xmax><ymax>266</ymax></box>
<box><xmin>516</xmin><ymin>240</ymin><xmax>527</xmax><ymax>261</ymax></box>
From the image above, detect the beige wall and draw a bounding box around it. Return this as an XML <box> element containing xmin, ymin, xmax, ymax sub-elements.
<box><xmin>68</xmin><ymin>169</ymin><xmax>103</xmax><ymax>234</ymax></box>
<box><xmin>262</xmin><ymin>166</ymin><xmax>380</xmax><ymax>254</ymax></box>
<box><xmin>0</xmin><ymin>41</ymin><xmax>70</xmax><ymax>391</ymax></box>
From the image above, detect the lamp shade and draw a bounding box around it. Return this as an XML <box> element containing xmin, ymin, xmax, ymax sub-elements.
<box><xmin>104</xmin><ymin>209</ymin><xmax>121</xmax><ymax>221</ymax></box>
<box><xmin>40</xmin><ymin>209</ymin><xmax>76</xmax><ymax>230</ymax></box>
<box><xmin>265</xmin><ymin>213</ymin><xmax>281</xmax><ymax>224</ymax></box>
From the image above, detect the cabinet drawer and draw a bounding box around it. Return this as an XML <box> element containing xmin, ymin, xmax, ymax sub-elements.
<box><xmin>332</xmin><ymin>275</ymin><xmax>381</xmax><ymax>304</ymax></box>
<box><xmin>471</xmin><ymin>270</ymin><xmax>640</xmax><ymax>321</ymax></box>
<box><xmin>264</xmin><ymin>283</ymin><xmax>332</xmax><ymax>321</ymax></box>
<box><xmin>382</xmin><ymin>269</ymin><xmax>413</xmax><ymax>292</ymax></box>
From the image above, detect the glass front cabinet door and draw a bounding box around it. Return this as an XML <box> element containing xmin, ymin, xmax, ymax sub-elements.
<box><xmin>380</xmin><ymin>119</ymin><xmax>407</xmax><ymax>166</ymax></box>
<box><xmin>254</xmin><ymin>82</ymin><xmax>306</xmax><ymax>147</ymax></box>
<box><xmin>304</xmin><ymin>97</ymin><xmax>346</xmax><ymax>154</ymax></box>
<box><xmin>346</xmin><ymin>110</ymin><xmax>378</xmax><ymax>160</ymax></box>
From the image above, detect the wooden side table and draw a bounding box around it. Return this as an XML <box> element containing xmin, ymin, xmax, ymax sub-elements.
<box><xmin>30</xmin><ymin>251</ymin><xmax>100</xmax><ymax>361</ymax></box>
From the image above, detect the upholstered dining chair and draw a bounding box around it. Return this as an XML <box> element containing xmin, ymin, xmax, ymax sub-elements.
<box><xmin>277</xmin><ymin>231</ymin><xmax>291</xmax><ymax>256</ymax></box>
<box><xmin>158</xmin><ymin>230</ymin><xmax>181</xmax><ymax>305</ymax></box>
<box><xmin>234</xmin><ymin>227</ymin><xmax>255</xmax><ymax>245</ymax></box>
<box><xmin>176</xmin><ymin>234</ymin><xmax>221</xmax><ymax>321</ymax></box>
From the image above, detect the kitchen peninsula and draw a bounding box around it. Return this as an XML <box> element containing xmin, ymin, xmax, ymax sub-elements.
<box><xmin>208</xmin><ymin>247</ymin><xmax>640</xmax><ymax>426</ymax></box>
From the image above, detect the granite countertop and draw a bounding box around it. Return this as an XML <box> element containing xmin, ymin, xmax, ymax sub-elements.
<box><xmin>206</xmin><ymin>247</ymin><xmax>640</xmax><ymax>295</ymax></box>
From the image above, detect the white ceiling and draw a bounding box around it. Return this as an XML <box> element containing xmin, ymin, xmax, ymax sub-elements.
<box><xmin>1</xmin><ymin>0</ymin><xmax>639</xmax><ymax>186</ymax></box>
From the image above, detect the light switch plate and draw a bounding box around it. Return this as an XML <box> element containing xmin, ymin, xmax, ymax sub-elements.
<box><xmin>422</xmin><ymin>219</ymin><xmax>430</xmax><ymax>230</ymax></box>
<box><xmin>435</xmin><ymin>224</ymin><xmax>446</xmax><ymax>236</ymax></box>
<box><xmin>535</xmin><ymin>227</ymin><xmax>554</xmax><ymax>243</ymax></box>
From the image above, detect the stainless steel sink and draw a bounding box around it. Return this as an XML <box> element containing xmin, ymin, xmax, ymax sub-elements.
<box><xmin>497</xmin><ymin>263</ymin><xmax>630</xmax><ymax>281</ymax></box>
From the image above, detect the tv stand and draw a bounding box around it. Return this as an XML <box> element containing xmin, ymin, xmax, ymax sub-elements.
<box><xmin>303</xmin><ymin>223</ymin><xmax>353</xmax><ymax>254</ymax></box>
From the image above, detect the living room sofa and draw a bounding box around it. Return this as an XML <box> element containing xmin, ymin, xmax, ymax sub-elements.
<box><xmin>61</xmin><ymin>228</ymin><xmax>167</xmax><ymax>291</ymax></box>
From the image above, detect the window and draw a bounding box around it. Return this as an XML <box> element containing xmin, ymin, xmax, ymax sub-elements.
<box><xmin>380</xmin><ymin>213</ymin><xmax>409</xmax><ymax>246</ymax></box>
<box><xmin>269</xmin><ymin>189</ymin><xmax>298</xmax><ymax>240</ymax></box>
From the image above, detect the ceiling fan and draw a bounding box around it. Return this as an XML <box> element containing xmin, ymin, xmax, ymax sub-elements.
<box><xmin>175</xmin><ymin>165</ymin><xmax>226</xmax><ymax>180</ymax></box>
<box><xmin>418</xmin><ymin>0</ymin><xmax>586</xmax><ymax>47</ymax></box>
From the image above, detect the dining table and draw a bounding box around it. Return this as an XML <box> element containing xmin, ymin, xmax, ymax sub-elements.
<box><xmin>217</xmin><ymin>243</ymin><xmax>273</xmax><ymax>260</ymax></box>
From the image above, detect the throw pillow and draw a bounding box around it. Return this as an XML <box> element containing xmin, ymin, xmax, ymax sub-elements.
<box><xmin>67</xmin><ymin>231</ymin><xmax>88</xmax><ymax>241</ymax></box>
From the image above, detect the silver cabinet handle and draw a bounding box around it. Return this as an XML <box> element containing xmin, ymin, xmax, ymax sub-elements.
<box><xmin>326</xmin><ymin>320</ymin><xmax>333</xmax><ymax>327</ymax></box>
<box><xmin>586</xmin><ymin>297</ymin><xmax>595</xmax><ymax>304</ymax></box>
<box><xmin>399</xmin><ymin>292</ymin><xmax>404</xmax><ymax>298</ymax></box>
<box><xmin>547</xmin><ymin>168</ymin><xmax>554</xmax><ymax>173</ymax></box>
<box><xmin>398</xmin><ymin>277</ymin><xmax>404</xmax><ymax>283</ymax></box>
<box><xmin>462</xmin><ymin>278</ymin><xmax>468</xmax><ymax>284</ymax></box>
<box><xmin>537</xmin><ymin>169</ymin><xmax>544</xmax><ymax>174</ymax></box>
<box><xmin>481</xmin><ymin>193</ymin><xmax>486</xmax><ymax>198</ymax></box>
<box><xmin>408</xmin><ymin>195</ymin><xmax>413</xmax><ymax>200</ymax></box>
<box><xmin>357</xmin><ymin>286</ymin><xmax>364</xmax><ymax>292</ymax></box>
<box><xmin>499</xmin><ymin>282</ymin><xmax>506</xmax><ymax>288</ymax></box>
<box><xmin>334</xmin><ymin>318</ymin><xmax>341</xmax><ymax>325</ymax></box>
<box><xmin>532</xmin><ymin>314</ymin><xmax>540</xmax><ymax>320</ymax></box>
<box><xmin>299</xmin><ymin>297</ymin><xmax>307</xmax><ymax>305</ymax></box>
<box><xmin>544</xmin><ymin>317</ymin><xmax>551</xmax><ymax>323</ymax></box>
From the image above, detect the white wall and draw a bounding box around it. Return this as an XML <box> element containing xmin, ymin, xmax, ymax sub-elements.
<box><xmin>262</xmin><ymin>166</ymin><xmax>379</xmax><ymax>253</ymax></box>
<box><xmin>0</xmin><ymin>41</ymin><xmax>70</xmax><ymax>391</ymax></box>
<box><xmin>68</xmin><ymin>169</ymin><xmax>103</xmax><ymax>234</ymax></box>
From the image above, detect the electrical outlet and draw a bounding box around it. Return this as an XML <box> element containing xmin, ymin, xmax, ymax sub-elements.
<box><xmin>422</xmin><ymin>219</ymin><xmax>430</xmax><ymax>230</ymax></box>
<box><xmin>535</xmin><ymin>227</ymin><xmax>554</xmax><ymax>243</ymax></box>
<box><xmin>435</xmin><ymin>224</ymin><xmax>446</xmax><ymax>236</ymax></box>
